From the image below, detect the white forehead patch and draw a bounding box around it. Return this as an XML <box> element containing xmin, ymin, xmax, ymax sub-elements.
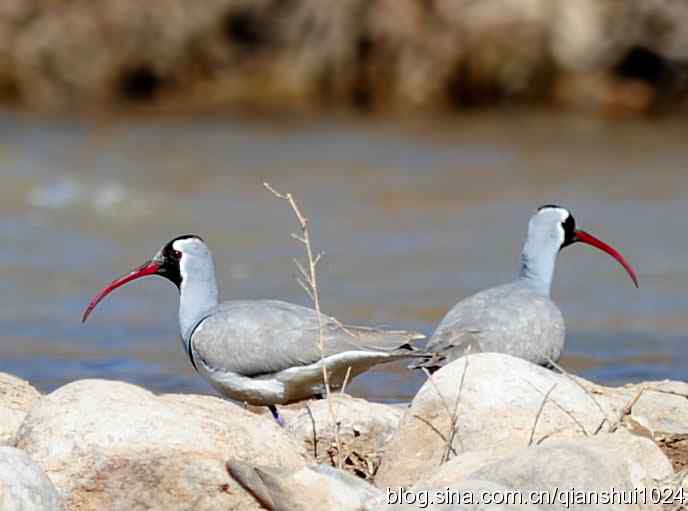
<box><xmin>172</xmin><ymin>238</ymin><xmax>205</xmax><ymax>255</ymax></box>
<box><xmin>537</xmin><ymin>207</ymin><xmax>570</xmax><ymax>223</ymax></box>
<box><xmin>531</xmin><ymin>206</ymin><xmax>570</xmax><ymax>248</ymax></box>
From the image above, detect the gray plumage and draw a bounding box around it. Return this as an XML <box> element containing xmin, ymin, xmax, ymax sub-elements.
<box><xmin>424</xmin><ymin>282</ymin><xmax>565</xmax><ymax>368</ymax></box>
<box><xmin>421</xmin><ymin>206</ymin><xmax>633</xmax><ymax>369</ymax></box>
<box><xmin>83</xmin><ymin>235</ymin><xmax>428</xmax><ymax>408</ymax></box>
<box><xmin>191</xmin><ymin>300</ymin><xmax>425</xmax><ymax>405</ymax></box>
<box><xmin>149</xmin><ymin>236</ymin><xmax>427</xmax><ymax>406</ymax></box>
<box><xmin>422</xmin><ymin>208</ymin><xmax>569</xmax><ymax>368</ymax></box>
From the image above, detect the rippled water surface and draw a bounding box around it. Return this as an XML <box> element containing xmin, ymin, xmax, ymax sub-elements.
<box><xmin>0</xmin><ymin>111</ymin><xmax>686</xmax><ymax>402</ymax></box>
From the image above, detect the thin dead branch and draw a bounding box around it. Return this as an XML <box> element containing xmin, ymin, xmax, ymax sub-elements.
<box><xmin>340</xmin><ymin>366</ymin><xmax>353</xmax><ymax>395</ymax></box>
<box><xmin>642</xmin><ymin>387</ymin><xmax>688</xmax><ymax>399</ymax></box>
<box><xmin>412</xmin><ymin>414</ymin><xmax>458</xmax><ymax>459</ymax></box>
<box><xmin>608</xmin><ymin>386</ymin><xmax>646</xmax><ymax>433</ymax></box>
<box><xmin>529</xmin><ymin>383</ymin><xmax>557</xmax><ymax>446</ymax></box>
<box><xmin>421</xmin><ymin>368</ymin><xmax>455</xmax><ymax>425</ymax></box>
<box><xmin>546</xmin><ymin>356</ymin><xmax>609</xmax><ymax>435</ymax></box>
<box><xmin>264</xmin><ymin>182</ymin><xmax>343</xmax><ymax>469</ymax></box>
<box><xmin>305</xmin><ymin>404</ymin><xmax>318</xmax><ymax>459</ymax></box>
<box><xmin>419</xmin><ymin>358</ymin><xmax>469</xmax><ymax>464</ymax></box>
<box><xmin>525</xmin><ymin>379</ymin><xmax>589</xmax><ymax>437</ymax></box>
<box><xmin>442</xmin><ymin>357</ymin><xmax>469</xmax><ymax>463</ymax></box>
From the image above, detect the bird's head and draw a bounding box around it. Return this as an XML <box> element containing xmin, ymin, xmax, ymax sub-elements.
<box><xmin>531</xmin><ymin>205</ymin><xmax>638</xmax><ymax>287</ymax></box>
<box><xmin>82</xmin><ymin>234</ymin><xmax>209</xmax><ymax>322</ymax></box>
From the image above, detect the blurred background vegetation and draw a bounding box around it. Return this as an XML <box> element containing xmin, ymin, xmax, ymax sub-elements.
<box><xmin>1</xmin><ymin>0</ymin><xmax>687</xmax><ymax>115</ymax></box>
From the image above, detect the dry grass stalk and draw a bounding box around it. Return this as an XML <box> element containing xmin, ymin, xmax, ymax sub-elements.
<box><xmin>263</xmin><ymin>181</ymin><xmax>343</xmax><ymax>469</ymax></box>
<box><xmin>607</xmin><ymin>384</ymin><xmax>688</xmax><ymax>433</ymax></box>
<box><xmin>421</xmin><ymin>367</ymin><xmax>462</xmax><ymax>458</ymax></box>
<box><xmin>528</xmin><ymin>383</ymin><xmax>558</xmax><ymax>446</ymax></box>
<box><xmin>305</xmin><ymin>404</ymin><xmax>319</xmax><ymax>459</ymax></box>
<box><xmin>546</xmin><ymin>356</ymin><xmax>609</xmax><ymax>435</ymax></box>
<box><xmin>340</xmin><ymin>366</ymin><xmax>353</xmax><ymax>395</ymax></box>
<box><xmin>417</xmin><ymin>357</ymin><xmax>469</xmax><ymax>464</ymax></box>
<box><xmin>524</xmin><ymin>379</ymin><xmax>589</xmax><ymax>438</ymax></box>
<box><xmin>442</xmin><ymin>357</ymin><xmax>469</xmax><ymax>463</ymax></box>
<box><xmin>608</xmin><ymin>386</ymin><xmax>647</xmax><ymax>433</ymax></box>
<box><xmin>411</xmin><ymin>413</ymin><xmax>458</xmax><ymax>459</ymax></box>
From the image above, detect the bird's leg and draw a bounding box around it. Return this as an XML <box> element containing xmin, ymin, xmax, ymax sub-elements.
<box><xmin>268</xmin><ymin>405</ymin><xmax>286</xmax><ymax>428</ymax></box>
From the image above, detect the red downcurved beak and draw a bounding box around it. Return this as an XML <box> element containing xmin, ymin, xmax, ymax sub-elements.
<box><xmin>574</xmin><ymin>230</ymin><xmax>638</xmax><ymax>288</ymax></box>
<box><xmin>82</xmin><ymin>260</ymin><xmax>161</xmax><ymax>323</ymax></box>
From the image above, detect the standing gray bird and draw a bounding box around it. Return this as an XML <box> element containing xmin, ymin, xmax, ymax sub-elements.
<box><xmin>82</xmin><ymin>235</ymin><xmax>427</xmax><ymax>424</ymax></box>
<box><xmin>420</xmin><ymin>205</ymin><xmax>638</xmax><ymax>369</ymax></box>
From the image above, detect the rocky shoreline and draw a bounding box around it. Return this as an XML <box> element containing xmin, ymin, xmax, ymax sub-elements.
<box><xmin>1</xmin><ymin>0</ymin><xmax>688</xmax><ymax>114</ymax></box>
<box><xmin>1</xmin><ymin>352</ymin><xmax>688</xmax><ymax>510</ymax></box>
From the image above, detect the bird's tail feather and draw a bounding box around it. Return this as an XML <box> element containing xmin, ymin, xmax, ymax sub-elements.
<box><xmin>339</xmin><ymin>324</ymin><xmax>427</xmax><ymax>353</ymax></box>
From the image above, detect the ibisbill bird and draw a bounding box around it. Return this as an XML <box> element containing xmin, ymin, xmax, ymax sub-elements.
<box><xmin>418</xmin><ymin>205</ymin><xmax>638</xmax><ymax>370</ymax></box>
<box><xmin>82</xmin><ymin>235</ymin><xmax>428</xmax><ymax>424</ymax></box>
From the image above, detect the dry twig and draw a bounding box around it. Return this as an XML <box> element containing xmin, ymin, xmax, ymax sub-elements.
<box><xmin>603</xmin><ymin>385</ymin><xmax>686</xmax><ymax>434</ymax></box>
<box><xmin>442</xmin><ymin>357</ymin><xmax>469</xmax><ymax>463</ymax></box>
<box><xmin>529</xmin><ymin>383</ymin><xmax>558</xmax><ymax>446</ymax></box>
<box><xmin>305</xmin><ymin>404</ymin><xmax>319</xmax><ymax>459</ymax></box>
<box><xmin>546</xmin><ymin>356</ymin><xmax>609</xmax><ymax>435</ymax></box>
<box><xmin>608</xmin><ymin>386</ymin><xmax>647</xmax><ymax>433</ymax></box>
<box><xmin>422</xmin><ymin>368</ymin><xmax>463</xmax><ymax>456</ymax></box>
<box><xmin>525</xmin><ymin>379</ymin><xmax>589</xmax><ymax>437</ymax></box>
<box><xmin>340</xmin><ymin>366</ymin><xmax>353</xmax><ymax>396</ymax></box>
<box><xmin>264</xmin><ymin>182</ymin><xmax>343</xmax><ymax>469</ymax></box>
<box><xmin>412</xmin><ymin>414</ymin><xmax>458</xmax><ymax>458</ymax></box>
<box><xmin>418</xmin><ymin>358</ymin><xmax>469</xmax><ymax>464</ymax></box>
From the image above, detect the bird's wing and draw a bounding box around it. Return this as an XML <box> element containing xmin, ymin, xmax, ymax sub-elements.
<box><xmin>190</xmin><ymin>300</ymin><xmax>426</xmax><ymax>377</ymax></box>
<box><xmin>421</xmin><ymin>282</ymin><xmax>563</xmax><ymax>370</ymax></box>
<box><xmin>418</xmin><ymin>284</ymin><xmax>525</xmax><ymax>369</ymax></box>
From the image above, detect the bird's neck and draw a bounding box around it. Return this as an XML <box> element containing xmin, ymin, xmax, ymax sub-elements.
<box><xmin>517</xmin><ymin>237</ymin><xmax>559</xmax><ymax>296</ymax></box>
<box><xmin>178</xmin><ymin>260</ymin><xmax>219</xmax><ymax>343</ymax></box>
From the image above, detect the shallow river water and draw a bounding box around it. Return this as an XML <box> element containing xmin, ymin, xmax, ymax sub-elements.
<box><xmin>0</xmin><ymin>111</ymin><xmax>686</xmax><ymax>402</ymax></box>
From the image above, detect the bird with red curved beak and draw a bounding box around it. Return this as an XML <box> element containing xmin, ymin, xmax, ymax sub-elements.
<box><xmin>417</xmin><ymin>205</ymin><xmax>638</xmax><ymax>370</ymax></box>
<box><xmin>82</xmin><ymin>235</ymin><xmax>428</xmax><ymax>426</ymax></box>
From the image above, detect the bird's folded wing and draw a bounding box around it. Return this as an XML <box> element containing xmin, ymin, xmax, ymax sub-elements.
<box><xmin>190</xmin><ymin>300</ymin><xmax>425</xmax><ymax>377</ymax></box>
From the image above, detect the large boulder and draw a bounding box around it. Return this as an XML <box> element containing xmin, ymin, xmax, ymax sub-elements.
<box><xmin>0</xmin><ymin>373</ymin><xmax>40</xmax><ymax>446</ymax></box>
<box><xmin>618</xmin><ymin>381</ymin><xmax>688</xmax><ymax>439</ymax></box>
<box><xmin>376</xmin><ymin>353</ymin><xmax>619</xmax><ymax>487</ymax></box>
<box><xmin>226</xmin><ymin>461</ymin><xmax>544</xmax><ymax>511</ymax></box>
<box><xmin>227</xmin><ymin>461</ymin><xmax>383</xmax><ymax>511</ymax></box>
<box><xmin>0</xmin><ymin>446</ymin><xmax>62</xmax><ymax>511</ymax></box>
<box><xmin>414</xmin><ymin>432</ymin><xmax>671</xmax><ymax>511</ymax></box>
<box><xmin>547</xmin><ymin>378</ymin><xmax>688</xmax><ymax>470</ymax></box>
<box><xmin>14</xmin><ymin>380</ymin><xmax>310</xmax><ymax>511</ymax></box>
<box><xmin>600</xmin><ymin>380</ymin><xmax>688</xmax><ymax>472</ymax></box>
<box><xmin>384</xmin><ymin>433</ymin><xmax>671</xmax><ymax>510</ymax></box>
<box><xmin>287</xmin><ymin>394</ymin><xmax>402</xmax><ymax>479</ymax></box>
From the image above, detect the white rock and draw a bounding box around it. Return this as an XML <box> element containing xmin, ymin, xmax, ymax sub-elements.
<box><xmin>415</xmin><ymin>432</ymin><xmax>671</xmax><ymax>511</ymax></box>
<box><xmin>0</xmin><ymin>373</ymin><xmax>40</xmax><ymax>446</ymax></box>
<box><xmin>377</xmin><ymin>353</ymin><xmax>618</xmax><ymax>487</ymax></box>
<box><xmin>622</xmin><ymin>381</ymin><xmax>688</xmax><ymax>439</ymax></box>
<box><xmin>384</xmin><ymin>432</ymin><xmax>672</xmax><ymax>511</ymax></box>
<box><xmin>228</xmin><ymin>461</ymin><xmax>383</xmax><ymax>511</ymax></box>
<box><xmin>15</xmin><ymin>380</ymin><xmax>310</xmax><ymax>511</ymax></box>
<box><xmin>0</xmin><ymin>446</ymin><xmax>62</xmax><ymax>511</ymax></box>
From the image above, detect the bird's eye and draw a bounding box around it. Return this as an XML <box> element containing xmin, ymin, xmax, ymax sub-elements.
<box><xmin>173</xmin><ymin>250</ymin><xmax>182</xmax><ymax>259</ymax></box>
